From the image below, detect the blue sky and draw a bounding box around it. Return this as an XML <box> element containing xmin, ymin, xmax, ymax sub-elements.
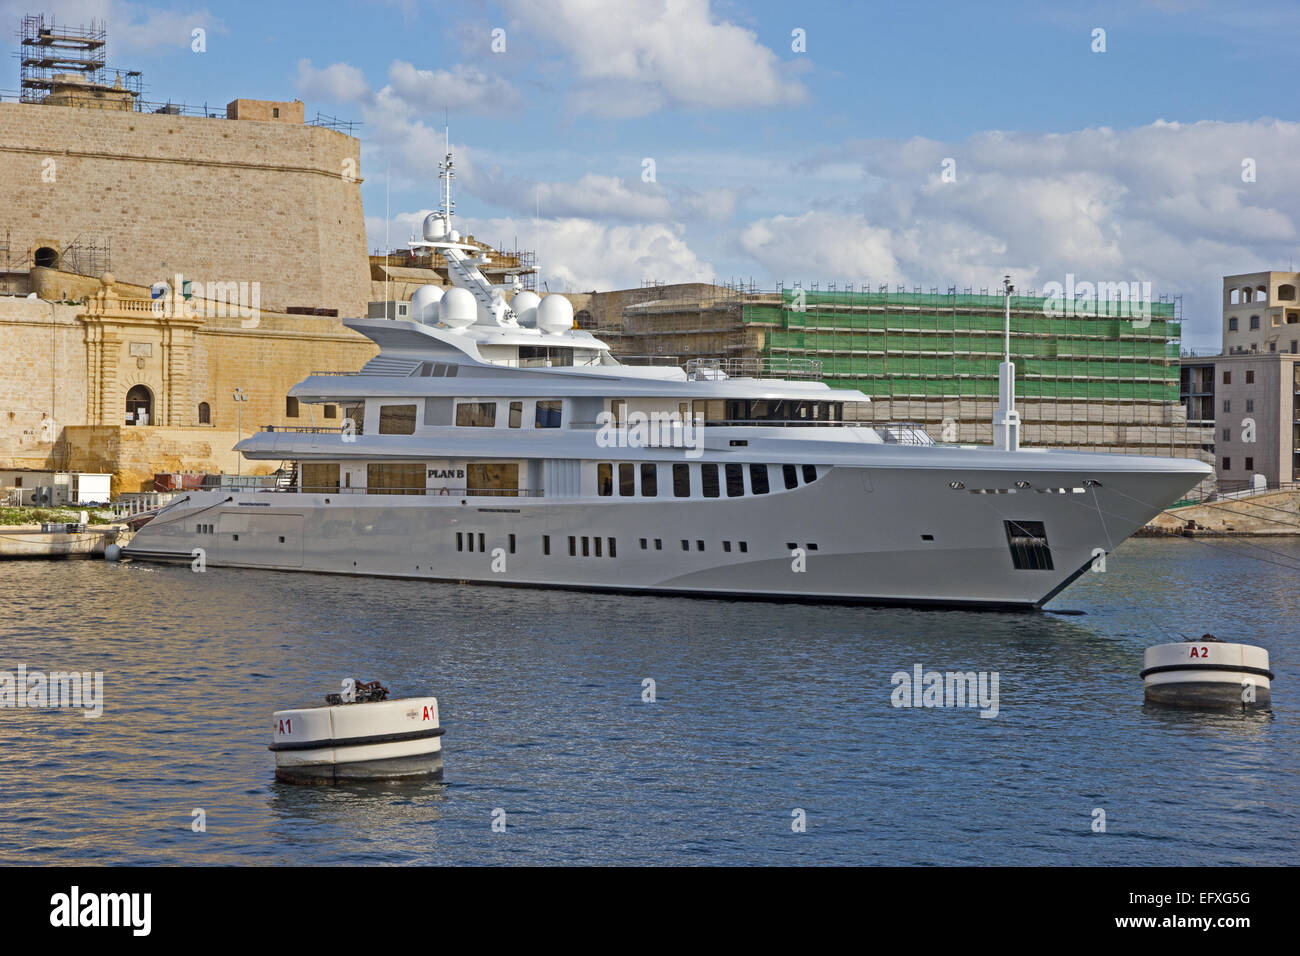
<box><xmin>5</xmin><ymin>0</ymin><xmax>1299</xmax><ymax>347</ymax></box>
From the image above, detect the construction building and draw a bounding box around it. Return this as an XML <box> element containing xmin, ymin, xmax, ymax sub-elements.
<box><xmin>591</xmin><ymin>283</ymin><xmax>1211</xmax><ymax>461</ymax></box>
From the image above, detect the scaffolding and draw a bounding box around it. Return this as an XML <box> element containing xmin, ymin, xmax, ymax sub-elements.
<box><xmin>599</xmin><ymin>282</ymin><xmax>1212</xmax><ymax>461</ymax></box>
<box><xmin>16</xmin><ymin>13</ymin><xmax>142</xmax><ymax>106</ymax></box>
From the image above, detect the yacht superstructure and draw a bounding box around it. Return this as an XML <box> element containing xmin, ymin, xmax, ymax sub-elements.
<box><xmin>125</xmin><ymin>144</ymin><xmax>1211</xmax><ymax>609</ymax></box>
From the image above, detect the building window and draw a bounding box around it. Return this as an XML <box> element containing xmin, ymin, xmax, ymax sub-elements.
<box><xmin>455</xmin><ymin>402</ymin><xmax>497</xmax><ymax>427</ymax></box>
<box><xmin>508</xmin><ymin>401</ymin><xmax>522</xmax><ymax>428</ymax></box>
<box><xmin>1245</xmin><ymin>457</ymin><xmax>1254</xmax><ymax>471</ymax></box>
<box><xmin>1223</xmin><ymin>399</ymin><xmax>1231</xmax><ymax>413</ymax></box>
<box><xmin>1223</xmin><ymin>457</ymin><xmax>1231</xmax><ymax>470</ymax></box>
<box><xmin>378</xmin><ymin>404</ymin><xmax>417</xmax><ymax>435</ymax></box>
<box><xmin>640</xmin><ymin>463</ymin><xmax>657</xmax><ymax>497</ymax></box>
<box><xmin>323</xmin><ymin>404</ymin><xmax>338</xmax><ymax>419</ymax></box>
<box><xmin>1246</xmin><ymin>370</ymin><xmax>1255</xmax><ymax>384</ymax></box>
<box><xmin>286</xmin><ymin>396</ymin><xmax>300</xmax><ymax>417</ymax></box>
<box><xmin>1246</xmin><ymin>399</ymin><xmax>1255</xmax><ymax>413</ymax></box>
<box><xmin>1222</xmin><ymin>428</ymin><xmax>1231</xmax><ymax>441</ymax></box>
<box><xmin>1228</xmin><ymin>317</ymin><xmax>1239</xmax><ymax>331</ymax></box>
<box><xmin>535</xmin><ymin>400</ymin><xmax>562</xmax><ymax>428</ymax></box>
<box><xmin>273</xmin><ymin>107</ymin><xmax>280</xmax><ymax>118</ymax></box>
<box><xmin>1223</xmin><ymin>371</ymin><xmax>1232</xmax><ymax>385</ymax></box>
<box><xmin>619</xmin><ymin>463</ymin><xmax>635</xmax><ymax>496</ymax></box>
<box><xmin>700</xmin><ymin>463</ymin><xmax>720</xmax><ymax>498</ymax></box>
<box><xmin>673</xmin><ymin>463</ymin><xmax>690</xmax><ymax>497</ymax></box>
<box><xmin>597</xmin><ymin>463</ymin><xmax>613</xmax><ymax>496</ymax></box>
<box><xmin>1250</xmin><ymin>315</ymin><xmax>1260</xmax><ymax>330</ymax></box>
<box><xmin>750</xmin><ymin>464</ymin><xmax>769</xmax><ymax>495</ymax></box>
<box><xmin>198</xmin><ymin>402</ymin><xmax>211</xmax><ymax>424</ymax></box>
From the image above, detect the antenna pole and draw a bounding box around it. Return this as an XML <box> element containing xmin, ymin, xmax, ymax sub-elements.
<box><xmin>994</xmin><ymin>275</ymin><xmax>1019</xmax><ymax>451</ymax></box>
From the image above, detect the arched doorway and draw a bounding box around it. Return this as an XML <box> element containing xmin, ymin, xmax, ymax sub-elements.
<box><xmin>33</xmin><ymin>246</ymin><xmax>59</xmax><ymax>269</ymax></box>
<box><xmin>125</xmin><ymin>385</ymin><xmax>153</xmax><ymax>426</ymax></box>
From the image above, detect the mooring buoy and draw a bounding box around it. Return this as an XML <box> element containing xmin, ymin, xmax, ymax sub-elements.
<box><xmin>270</xmin><ymin>679</ymin><xmax>444</xmax><ymax>784</ymax></box>
<box><xmin>1141</xmin><ymin>635</ymin><xmax>1273</xmax><ymax>710</ymax></box>
<box><xmin>104</xmin><ymin>543</ymin><xmax>122</xmax><ymax>562</ymax></box>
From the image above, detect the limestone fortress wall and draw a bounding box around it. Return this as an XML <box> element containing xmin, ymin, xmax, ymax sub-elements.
<box><xmin>0</xmin><ymin>99</ymin><xmax>369</xmax><ymax>316</ymax></box>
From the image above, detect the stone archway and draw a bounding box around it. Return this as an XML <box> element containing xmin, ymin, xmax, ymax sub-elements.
<box><xmin>125</xmin><ymin>384</ymin><xmax>153</xmax><ymax>425</ymax></box>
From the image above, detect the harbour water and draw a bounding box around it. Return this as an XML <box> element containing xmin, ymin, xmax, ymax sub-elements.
<box><xmin>0</xmin><ymin>536</ymin><xmax>1295</xmax><ymax>866</ymax></box>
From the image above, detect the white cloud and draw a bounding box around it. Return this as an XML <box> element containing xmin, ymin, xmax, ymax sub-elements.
<box><xmin>296</xmin><ymin>60</ymin><xmax>373</xmax><ymax>105</ymax></box>
<box><xmin>385</xmin><ymin>60</ymin><xmax>521</xmax><ymax>113</ymax></box>
<box><xmin>386</xmin><ymin>215</ymin><xmax>715</xmax><ymax>291</ymax></box>
<box><xmin>500</xmin><ymin>0</ymin><xmax>806</xmax><ymax>116</ymax></box>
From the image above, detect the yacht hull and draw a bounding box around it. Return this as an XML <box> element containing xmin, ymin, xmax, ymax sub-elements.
<box><xmin>124</xmin><ymin>460</ymin><xmax>1204</xmax><ymax>609</ymax></box>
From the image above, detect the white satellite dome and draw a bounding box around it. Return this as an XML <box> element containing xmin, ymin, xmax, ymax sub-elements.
<box><xmin>510</xmin><ymin>291</ymin><xmax>541</xmax><ymax>327</ymax></box>
<box><xmin>439</xmin><ymin>286</ymin><xmax>477</xmax><ymax>329</ymax></box>
<box><xmin>422</xmin><ymin>213</ymin><xmax>448</xmax><ymax>241</ymax></box>
<box><xmin>448</xmin><ymin>229</ymin><xmax>460</xmax><ymax>243</ymax></box>
<box><xmin>410</xmin><ymin>284</ymin><xmax>444</xmax><ymax>323</ymax></box>
<box><xmin>536</xmin><ymin>294</ymin><xmax>574</xmax><ymax>334</ymax></box>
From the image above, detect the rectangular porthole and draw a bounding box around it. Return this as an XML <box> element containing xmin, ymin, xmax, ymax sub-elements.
<box><xmin>640</xmin><ymin>538</ymin><xmax>647</xmax><ymax>550</ymax></box>
<box><xmin>594</xmin><ymin>537</ymin><xmax>602</xmax><ymax>557</ymax></box>
<box><xmin>739</xmin><ymin>541</ymin><xmax>748</xmax><ymax>553</ymax></box>
<box><xmin>608</xmin><ymin>537</ymin><xmax>616</xmax><ymax>558</ymax></box>
<box><xmin>921</xmin><ymin>534</ymin><xmax>934</xmax><ymax>541</ymax></box>
<box><xmin>543</xmin><ymin>534</ymin><xmax>551</xmax><ymax>556</ymax></box>
<box><xmin>723</xmin><ymin>541</ymin><xmax>732</xmax><ymax>552</ymax></box>
<box><xmin>569</xmin><ymin>536</ymin><xmax>576</xmax><ymax>557</ymax></box>
<box><xmin>696</xmin><ymin>540</ymin><xmax>705</xmax><ymax>551</ymax></box>
<box><xmin>582</xmin><ymin>537</ymin><xmax>590</xmax><ymax>557</ymax></box>
<box><xmin>1004</xmin><ymin>520</ymin><xmax>1053</xmax><ymax>571</ymax></box>
<box><xmin>478</xmin><ymin>533</ymin><xmax>486</xmax><ymax>552</ymax></box>
<box><xmin>654</xmin><ymin>539</ymin><xmax>662</xmax><ymax>550</ymax></box>
<box><xmin>509</xmin><ymin>533</ymin><xmax>516</xmax><ymax>554</ymax></box>
<box><xmin>681</xmin><ymin>539</ymin><xmax>689</xmax><ymax>551</ymax></box>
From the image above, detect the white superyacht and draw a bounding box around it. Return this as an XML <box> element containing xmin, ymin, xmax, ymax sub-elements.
<box><xmin>125</xmin><ymin>148</ymin><xmax>1210</xmax><ymax>609</ymax></box>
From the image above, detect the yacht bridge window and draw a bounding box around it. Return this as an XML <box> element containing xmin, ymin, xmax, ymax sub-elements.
<box><xmin>456</xmin><ymin>402</ymin><xmax>497</xmax><ymax>427</ymax></box>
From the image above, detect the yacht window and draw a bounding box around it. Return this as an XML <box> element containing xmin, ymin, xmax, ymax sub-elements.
<box><xmin>783</xmin><ymin>464</ymin><xmax>798</xmax><ymax>489</ymax></box>
<box><xmin>543</xmin><ymin>535</ymin><xmax>551</xmax><ymax>556</ymax></box>
<box><xmin>569</xmin><ymin>536</ymin><xmax>576</xmax><ymax>556</ymax></box>
<box><xmin>725</xmin><ymin>463</ymin><xmax>744</xmax><ymax>497</ymax></box>
<box><xmin>641</xmin><ymin>463</ymin><xmax>657</xmax><ymax>497</ymax></box>
<box><xmin>696</xmin><ymin>540</ymin><xmax>705</xmax><ymax>551</ymax></box>
<box><xmin>367</xmin><ymin>462</ymin><xmax>423</xmax><ymax>495</ymax></box>
<box><xmin>509</xmin><ymin>402</ymin><xmax>523</xmax><ymax>428</ymax></box>
<box><xmin>640</xmin><ymin>538</ymin><xmax>648</xmax><ymax>550</ymax></box>
<box><xmin>701</xmin><ymin>463</ymin><xmax>720</xmax><ymax>498</ymax></box>
<box><xmin>378</xmin><ymin>404</ymin><xmax>417</xmax><ymax>435</ymax></box>
<box><xmin>693</xmin><ymin>399</ymin><xmax>724</xmax><ymax>423</ymax></box>
<box><xmin>597</xmin><ymin>463</ymin><xmax>613</xmax><ymax>496</ymax></box>
<box><xmin>467</xmin><ymin>462</ymin><xmax>518</xmax><ymax>496</ymax></box>
<box><xmin>619</xmin><ymin>463</ymin><xmax>635</xmax><ymax>496</ymax></box>
<box><xmin>654</xmin><ymin>539</ymin><xmax>662</xmax><ymax>550</ymax></box>
<box><xmin>723</xmin><ymin>541</ymin><xmax>732</xmax><ymax>552</ymax></box>
<box><xmin>750</xmin><ymin>464</ymin><xmax>769</xmax><ymax>495</ymax></box>
<box><xmin>594</xmin><ymin>537</ymin><xmax>602</xmax><ymax>557</ymax></box>
<box><xmin>582</xmin><ymin>536</ymin><xmax>590</xmax><ymax>557</ymax></box>
<box><xmin>536</xmin><ymin>400</ymin><xmax>562</xmax><ymax>428</ymax></box>
<box><xmin>802</xmin><ymin>465</ymin><xmax>817</xmax><ymax>484</ymax></box>
<box><xmin>673</xmin><ymin>463</ymin><xmax>690</xmax><ymax>497</ymax></box>
<box><xmin>301</xmin><ymin>462</ymin><xmax>340</xmax><ymax>493</ymax></box>
<box><xmin>608</xmin><ymin>537</ymin><xmax>617</xmax><ymax>558</ymax></box>
<box><xmin>286</xmin><ymin>396</ymin><xmax>300</xmax><ymax>418</ymax></box>
<box><xmin>455</xmin><ymin>402</ymin><xmax>497</xmax><ymax>427</ymax></box>
<box><xmin>509</xmin><ymin>533</ymin><xmax>516</xmax><ymax>554</ymax></box>
<box><xmin>739</xmin><ymin>541</ymin><xmax>748</xmax><ymax>553</ymax></box>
